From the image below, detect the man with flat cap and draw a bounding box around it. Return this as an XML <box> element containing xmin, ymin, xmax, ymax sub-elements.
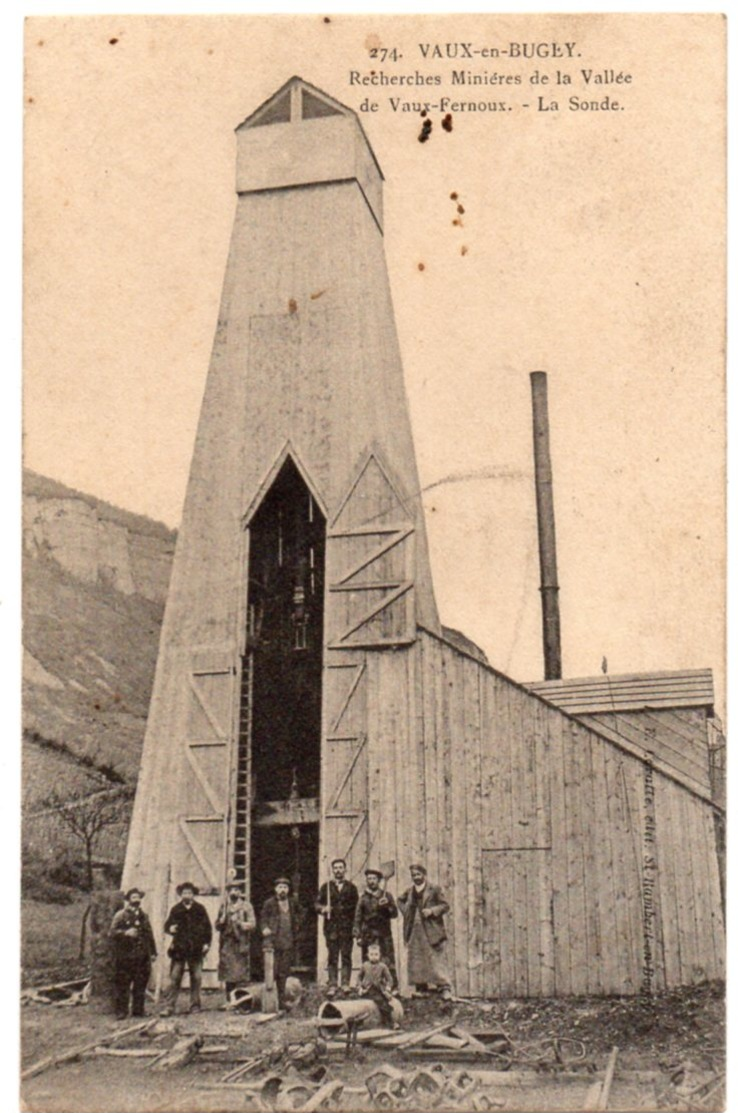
<box><xmin>160</xmin><ymin>881</ymin><xmax>212</xmax><ymax>1015</ymax></box>
<box><xmin>110</xmin><ymin>887</ymin><xmax>157</xmax><ymax>1019</ymax></box>
<box><xmin>316</xmin><ymin>858</ymin><xmax>359</xmax><ymax>995</ymax></box>
<box><xmin>260</xmin><ymin>877</ymin><xmax>302</xmax><ymax>1011</ymax></box>
<box><xmin>398</xmin><ymin>863</ymin><xmax>451</xmax><ymax>996</ymax></box>
<box><xmin>353</xmin><ymin>867</ymin><xmax>399</xmax><ymax>989</ymax></box>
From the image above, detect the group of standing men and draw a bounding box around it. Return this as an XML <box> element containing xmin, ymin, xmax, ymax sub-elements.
<box><xmin>317</xmin><ymin>859</ymin><xmax>450</xmax><ymax>998</ymax></box>
<box><xmin>110</xmin><ymin>861</ymin><xmax>450</xmax><ymax>1019</ymax></box>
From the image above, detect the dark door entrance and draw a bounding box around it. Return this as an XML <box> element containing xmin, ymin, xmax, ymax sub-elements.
<box><xmin>233</xmin><ymin>457</ymin><xmax>325</xmax><ymax>980</ymax></box>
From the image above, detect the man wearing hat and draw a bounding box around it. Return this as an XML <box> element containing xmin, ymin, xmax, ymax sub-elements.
<box><xmin>353</xmin><ymin>867</ymin><xmax>399</xmax><ymax>989</ymax></box>
<box><xmin>215</xmin><ymin>880</ymin><xmax>256</xmax><ymax>1005</ymax></box>
<box><xmin>110</xmin><ymin>888</ymin><xmax>157</xmax><ymax>1019</ymax></box>
<box><xmin>260</xmin><ymin>877</ymin><xmax>303</xmax><ymax>1011</ymax></box>
<box><xmin>315</xmin><ymin>858</ymin><xmax>359</xmax><ymax>995</ymax></box>
<box><xmin>398</xmin><ymin>864</ymin><xmax>450</xmax><ymax>996</ymax></box>
<box><xmin>160</xmin><ymin>881</ymin><xmax>213</xmax><ymax>1015</ymax></box>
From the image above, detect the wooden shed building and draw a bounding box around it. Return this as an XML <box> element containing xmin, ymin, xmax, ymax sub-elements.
<box><xmin>123</xmin><ymin>78</ymin><xmax>725</xmax><ymax>996</ymax></box>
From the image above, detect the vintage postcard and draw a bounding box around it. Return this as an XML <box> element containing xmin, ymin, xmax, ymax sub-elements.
<box><xmin>21</xmin><ymin>13</ymin><xmax>725</xmax><ymax>1112</ymax></box>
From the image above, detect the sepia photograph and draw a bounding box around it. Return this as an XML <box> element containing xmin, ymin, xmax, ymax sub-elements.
<box><xmin>21</xmin><ymin>13</ymin><xmax>725</xmax><ymax>1112</ymax></box>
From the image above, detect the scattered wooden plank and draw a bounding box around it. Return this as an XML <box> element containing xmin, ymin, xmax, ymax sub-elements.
<box><xmin>221</xmin><ymin>1054</ymin><xmax>266</xmax><ymax>1083</ymax></box>
<box><xmin>255</xmin><ymin>1011</ymin><xmax>279</xmax><ymax>1024</ymax></box>
<box><xmin>21</xmin><ymin>976</ymin><xmax>90</xmax><ymax>1000</ymax></box>
<box><xmin>302</xmin><ymin>1080</ymin><xmax>344</xmax><ymax>1111</ymax></box>
<box><xmin>402</xmin><ymin>1048</ymin><xmax>507</xmax><ymax>1063</ymax></box>
<box><xmin>338</xmin><ymin>1026</ymin><xmax>395</xmax><ymax>1042</ymax></box>
<box><xmin>449</xmin><ymin>1025</ymin><xmax>491</xmax><ymax>1054</ymax></box>
<box><xmin>22</xmin><ymin>1019</ymin><xmax>156</xmax><ymax>1080</ymax></box>
<box><xmin>424</xmin><ymin>1034</ymin><xmax>468</xmax><ymax>1050</ymax></box>
<box><xmin>393</xmin><ymin>1021</ymin><xmax>457</xmax><ymax>1050</ymax></box>
<box><xmin>598</xmin><ymin>1046</ymin><xmax>619</xmax><ymax>1110</ymax></box>
<box><xmin>150</xmin><ymin>1036</ymin><xmax>203</xmax><ymax>1072</ymax></box>
<box><xmin>92</xmin><ymin>1047</ymin><xmax>160</xmax><ymax>1059</ymax></box>
<box><xmin>196</xmin><ymin>1082</ymin><xmax>263</xmax><ymax>1093</ymax></box>
<box><xmin>370</xmin><ymin>1032</ymin><xmax>421</xmax><ymax>1048</ymax></box>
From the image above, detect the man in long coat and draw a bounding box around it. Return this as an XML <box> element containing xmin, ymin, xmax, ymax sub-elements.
<box><xmin>315</xmin><ymin>857</ymin><xmax>359</xmax><ymax>995</ymax></box>
<box><xmin>215</xmin><ymin>880</ymin><xmax>256</xmax><ymax>1004</ymax></box>
<box><xmin>353</xmin><ymin>867</ymin><xmax>399</xmax><ymax>989</ymax></box>
<box><xmin>398</xmin><ymin>863</ymin><xmax>450</xmax><ymax>995</ymax></box>
<box><xmin>110</xmin><ymin>887</ymin><xmax>157</xmax><ymax>1019</ymax></box>
<box><xmin>160</xmin><ymin>881</ymin><xmax>213</xmax><ymax>1015</ymax></box>
<box><xmin>260</xmin><ymin>877</ymin><xmax>302</xmax><ymax>1011</ymax></box>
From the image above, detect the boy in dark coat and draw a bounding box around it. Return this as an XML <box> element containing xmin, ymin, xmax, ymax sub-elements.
<box><xmin>353</xmin><ymin>867</ymin><xmax>399</xmax><ymax>989</ymax></box>
<box><xmin>160</xmin><ymin>881</ymin><xmax>212</xmax><ymax>1015</ymax></box>
<box><xmin>358</xmin><ymin>940</ymin><xmax>402</xmax><ymax>1028</ymax></box>
<box><xmin>260</xmin><ymin>877</ymin><xmax>302</xmax><ymax>1011</ymax></box>
<box><xmin>110</xmin><ymin>888</ymin><xmax>157</xmax><ymax>1019</ymax></box>
<box><xmin>315</xmin><ymin>858</ymin><xmax>358</xmax><ymax>994</ymax></box>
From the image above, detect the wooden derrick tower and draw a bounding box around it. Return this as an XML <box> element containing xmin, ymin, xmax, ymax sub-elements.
<box><xmin>123</xmin><ymin>77</ymin><xmax>441</xmax><ymax>984</ymax></box>
<box><xmin>124</xmin><ymin>78</ymin><xmax>724</xmax><ymax>995</ymax></box>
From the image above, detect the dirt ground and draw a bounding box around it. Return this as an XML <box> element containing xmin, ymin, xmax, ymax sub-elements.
<box><xmin>20</xmin><ymin>982</ymin><xmax>724</xmax><ymax>1113</ymax></box>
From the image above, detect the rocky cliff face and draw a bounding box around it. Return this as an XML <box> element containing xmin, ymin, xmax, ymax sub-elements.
<box><xmin>23</xmin><ymin>471</ymin><xmax>174</xmax><ymax>604</ymax></box>
<box><xmin>23</xmin><ymin>471</ymin><xmax>176</xmax><ymax>792</ymax></box>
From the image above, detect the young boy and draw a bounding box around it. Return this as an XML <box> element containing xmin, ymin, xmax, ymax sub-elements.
<box><xmin>358</xmin><ymin>940</ymin><xmax>402</xmax><ymax>1029</ymax></box>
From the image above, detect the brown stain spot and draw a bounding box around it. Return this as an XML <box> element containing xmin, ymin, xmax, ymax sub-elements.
<box><xmin>63</xmin><ymin>199</ymin><xmax>70</xmax><ymax>207</ymax></box>
<box><xmin>456</xmin><ymin>204</ymin><xmax>465</xmax><ymax>215</ymax></box>
<box><xmin>460</xmin><ymin>246</ymin><xmax>469</xmax><ymax>256</ymax></box>
<box><xmin>323</xmin><ymin>16</ymin><xmax>331</xmax><ymax>23</ymax></box>
<box><xmin>365</xmin><ymin>33</ymin><xmax>381</xmax><ymax>50</ymax></box>
<box><xmin>37</xmin><ymin>40</ymin><xmax>44</xmax><ymax>47</ymax></box>
<box><xmin>288</xmin><ymin>298</ymin><xmax>298</xmax><ymax>314</ymax></box>
<box><xmin>207</xmin><ymin>48</ymin><xmax>214</xmax><ymax>55</ymax></box>
<box><xmin>452</xmin><ymin>218</ymin><xmax>463</xmax><ymax>227</ymax></box>
<box><xmin>417</xmin><ymin>263</ymin><xmax>425</xmax><ymax>272</ymax></box>
<box><xmin>310</xmin><ymin>290</ymin><xmax>326</xmax><ymax>300</ymax></box>
<box><xmin>442</xmin><ymin>113</ymin><xmax>453</xmax><ymax>132</ymax></box>
<box><xmin>450</xmin><ymin>191</ymin><xmax>458</xmax><ymax>200</ymax></box>
<box><xmin>418</xmin><ymin>119</ymin><xmax>432</xmax><ymax>143</ymax></box>
<box><xmin>109</xmin><ymin>37</ymin><xmax>119</xmax><ymax>45</ymax></box>
<box><xmin>27</xmin><ymin>96</ymin><xmax>35</xmax><ymax>104</ymax></box>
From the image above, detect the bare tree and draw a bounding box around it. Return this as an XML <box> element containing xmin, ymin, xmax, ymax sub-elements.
<box><xmin>41</xmin><ymin>789</ymin><xmax>131</xmax><ymax>891</ymax></box>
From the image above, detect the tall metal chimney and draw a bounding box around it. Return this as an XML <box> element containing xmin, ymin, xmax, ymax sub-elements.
<box><xmin>530</xmin><ymin>371</ymin><xmax>562</xmax><ymax>680</ymax></box>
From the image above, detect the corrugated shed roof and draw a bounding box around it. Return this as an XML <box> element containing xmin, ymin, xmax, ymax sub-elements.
<box><xmin>525</xmin><ymin>669</ymin><xmax>714</xmax><ymax>714</ymax></box>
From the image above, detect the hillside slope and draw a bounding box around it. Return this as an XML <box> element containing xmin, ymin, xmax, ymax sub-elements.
<box><xmin>22</xmin><ymin>471</ymin><xmax>176</xmax><ymax>797</ymax></box>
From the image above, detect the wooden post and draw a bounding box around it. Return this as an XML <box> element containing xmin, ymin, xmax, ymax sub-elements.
<box><xmin>88</xmin><ymin>889</ymin><xmax>125</xmax><ymax>1014</ymax></box>
<box><xmin>262</xmin><ymin>942</ymin><xmax>279</xmax><ymax>1013</ymax></box>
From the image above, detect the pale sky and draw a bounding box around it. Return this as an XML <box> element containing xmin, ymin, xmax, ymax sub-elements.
<box><xmin>23</xmin><ymin>13</ymin><xmax>725</xmax><ymax>713</ymax></box>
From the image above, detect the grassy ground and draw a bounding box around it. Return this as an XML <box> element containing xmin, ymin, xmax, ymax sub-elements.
<box><xmin>21</xmin><ymin>897</ymin><xmax>90</xmax><ymax>987</ymax></box>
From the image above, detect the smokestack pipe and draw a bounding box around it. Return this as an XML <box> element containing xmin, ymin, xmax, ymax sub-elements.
<box><xmin>530</xmin><ymin>371</ymin><xmax>562</xmax><ymax>680</ymax></box>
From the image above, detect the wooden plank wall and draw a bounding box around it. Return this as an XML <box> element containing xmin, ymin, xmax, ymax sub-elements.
<box><xmin>388</xmin><ymin>630</ymin><xmax>727</xmax><ymax>998</ymax></box>
<box><xmin>580</xmin><ymin>708</ymin><xmax>711</xmax><ymax>795</ymax></box>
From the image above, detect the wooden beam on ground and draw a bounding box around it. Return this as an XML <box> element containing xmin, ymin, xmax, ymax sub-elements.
<box><xmin>302</xmin><ymin>1081</ymin><xmax>345</xmax><ymax>1111</ymax></box>
<box><xmin>21</xmin><ymin>1019</ymin><xmax>155</xmax><ymax>1080</ymax></box>
<box><xmin>150</xmin><ymin>1036</ymin><xmax>204</xmax><ymax>1072</ymax></box>
<box><xmin>394</xmin><ymin>1021</ymin><xmax>457</xmax><ymax>1049</ymax></box>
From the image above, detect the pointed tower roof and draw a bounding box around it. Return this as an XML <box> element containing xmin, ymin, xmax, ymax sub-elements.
<box><xmin>235</xmin><ymin>76</ymin><xmax>384</xmax><ymax>229</ymax></box>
